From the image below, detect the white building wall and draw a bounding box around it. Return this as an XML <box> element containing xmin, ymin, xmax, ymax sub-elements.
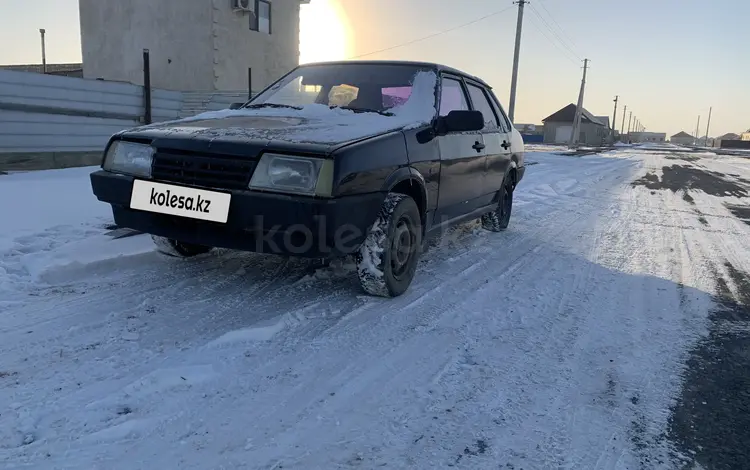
<box><xmin>211</xmin><ymin>0</ymin><xmax>302</xmax><ymax>92</ymax></box>
<box><xmin>79</xmin><ymin>0</ymin><xmax>302</xmax><ymax>92</ymax></box>
<box><xmin>79</xmin><ymin>0</ymin><xmax>215</xmax><ymax>90</ymax></box>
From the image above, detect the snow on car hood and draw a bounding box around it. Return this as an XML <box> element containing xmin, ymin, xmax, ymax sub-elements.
<box><xmin>137</xmin><ymin>71</ymin><xmax>438</xmax><ymax>146</ymax></box>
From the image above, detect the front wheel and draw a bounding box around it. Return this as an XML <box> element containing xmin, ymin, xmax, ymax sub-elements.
<box><xmin>151</xmin><ymin>235</ymin><xmax>212</xmax><ymax>258</ymax></box>
<box><xmin>356</xmin><ymin>193</ymin><xmax>422</xmax><ymax>298</ymax></box>
<box><xmin>481</xmin><ymin>174</ymin><xmax>514</xmax><ymax>232</ymax></box>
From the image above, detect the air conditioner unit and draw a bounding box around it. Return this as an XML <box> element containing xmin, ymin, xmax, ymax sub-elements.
<box><xmin>233</xmin><ymin>0</ymin><xmax>253</xmax><ymax>13</ymax></box>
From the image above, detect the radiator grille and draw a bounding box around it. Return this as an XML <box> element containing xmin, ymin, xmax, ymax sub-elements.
<box><xmin>151</xmin><ymin>150</ymin><xmax>256</xmax><ymax>190</ymax></box>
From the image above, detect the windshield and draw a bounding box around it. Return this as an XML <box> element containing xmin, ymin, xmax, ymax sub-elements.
<box><xmin>249</xmin><ymin>63</ymin><xmax>437</xmax><ymax>114</ymax></box>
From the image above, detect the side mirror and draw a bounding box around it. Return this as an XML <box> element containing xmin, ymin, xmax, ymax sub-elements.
<box><xmin>229</xmin><ymin>102</ymin><xmax>245</xmax><ymax>110</ymax></box>
<box><xmin>440</xmin><ymin>110</ymin><xmax>484</xmax><ymax>133</ymax></box>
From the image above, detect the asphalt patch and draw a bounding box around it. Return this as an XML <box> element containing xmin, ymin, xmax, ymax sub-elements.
<box><xmin>665</xmin><ymin>155</ymin><xmax>701</xmax><ymax>162</ymax></box>
<box><xmin>632</xmin><ymin>165</ymin><xmax>748</xmax><ymax>197</ymax></box>
<box><xmin>668</xmin><ymin>262</ymin><xmax>750</xmax><ymax>469</ymax></box>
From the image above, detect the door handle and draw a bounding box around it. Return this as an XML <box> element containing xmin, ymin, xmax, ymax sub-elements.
<box><xmin>472</xmin><ymin>141</ymin><xmax>486</xmax><ymax>152</ymax></box>
<box><xmin>501</xmin><ymin>140</ymin><xmax>511</xmax><ymax>150</ymax></box>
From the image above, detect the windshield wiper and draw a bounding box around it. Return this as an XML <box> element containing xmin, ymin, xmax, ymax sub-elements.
<box><xmin>336</xmin><ymin>106</ymin><xmax>394</xmax><ymax>117</ymax></box>
<box><xmin>243</xmin><ymin>103</ymin><xmax>303</xmax><ymax>110</ymax></box>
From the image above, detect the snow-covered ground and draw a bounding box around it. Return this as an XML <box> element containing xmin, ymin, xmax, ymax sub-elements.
<box><xmin>2</xmin><ymin>147</ymin><xmax>750</xmax><ymax>469</ymax></box>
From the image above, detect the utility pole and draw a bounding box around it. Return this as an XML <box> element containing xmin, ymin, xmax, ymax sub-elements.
<box><xmin>621</xmin><ymin>105</ymin><xmax>627</xmax><ymax>134</ymax></box>
<box><xmin>507</xmin><ymin>0</ymin><xmax>527</xmax><ymax>122</ymax></box>
<box><xmin>627</xmin><ymin>111</ymin><xmax>632</xmax><ymax>134</ymax></box>
<box><xmin>694</xmin><ymin>115</ymin><xmax>700</xmax><ymax>145</ymax></box>
<box><xmin>704</xmin><ymin>106</ymin><xmax>712</xmax><ymax>147</ymax></box>
<box><xmin>612</xmin><ymin>95</ymin><xmax>619</xmax><ymax>140</ymax></box>
<box><xmin>39</xmin><ymin>29</ymin><xmax>47</xmax><ymax>74</ymax></box>
<box><xmin>569</xmin><ymin>58</ymin><xmax>589</xmax><ymax>146</ymax></box>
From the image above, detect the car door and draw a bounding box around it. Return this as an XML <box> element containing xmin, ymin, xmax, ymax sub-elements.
<box><xmin>435</xmin><ymin>75</ymin><xmax>487</xmax><ymax>224</ymax></box>
<box><xmin>466</xmin><ymin>82</ymin><xmax>513</xmax><ymax>200</ymax></box>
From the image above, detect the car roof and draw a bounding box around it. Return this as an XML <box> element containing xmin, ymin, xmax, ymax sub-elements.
<box><xmin>296</xmin><ymin>60</ymin><xmax>493</xmax><ymax>90</ymax></box>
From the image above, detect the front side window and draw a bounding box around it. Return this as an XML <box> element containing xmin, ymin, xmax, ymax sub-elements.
<box><xmin>251</xmin><ymin>0</ymin><xmax>271</xmax><ymax>34</ymax></box>
<box><xmin>439</xmin><ymin>77</ymin><xmax>468</xmax><ymax>117</ymax></box>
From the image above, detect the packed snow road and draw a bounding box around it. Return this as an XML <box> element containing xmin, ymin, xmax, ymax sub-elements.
<box><xmin>2</xmin><ymin>146</ymin><xmax>749</xmax><ymax>469</ymax></box>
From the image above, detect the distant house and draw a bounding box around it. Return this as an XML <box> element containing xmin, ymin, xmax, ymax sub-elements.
<box><xmin>670</xmin><ymin>131</ymin><xmax>695</xmax><ymax>146</ymax></box>
<box><xmin>742</xmin><ymin>129</ymin><xmax>750</xmax><ymax>141</ymax></box>
<box><xmin>0</xmin><ymin>63</ymin><xmax>83</xmax><ymax>77</ymax></box>
<box><xmin>713</xmin><ymin>133</ymin><xmax>739</xmax><ymax>147</ymax></box>
<box><xmin>629</xmin><ymin>132</ymin><xmax>666</xmax><ymax>143</ymax></box>
<box><xmin>595</xmin><ymin>116</ymin><xmax>611</xmax><ymax>129</ymax></box>
<box><xmin>542</xmin><ymin>104</ymin><xmax>611</xmax><ymax>146</ymax></box>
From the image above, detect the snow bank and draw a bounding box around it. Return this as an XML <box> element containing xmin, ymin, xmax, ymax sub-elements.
<box><xmin>0</xmin><ymin>166</ymin><xmax>109</xmax><ymax>236</ymax></box>
<box><xmin>21</xmin><ymin>234</ymin><xmax>154</xmax><ymax>284</ymax></box>
<box><xmin>140</xmin><ymin>71</ymin><xmax>438</xmax><ymax>145</ymax></box>
<box><xmin>0</xmin><ymin>166</ymin><xmax>155</xmax><ymax>293</ymax></box>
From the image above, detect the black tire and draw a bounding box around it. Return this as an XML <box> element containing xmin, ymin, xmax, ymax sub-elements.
<box><xmin>482</xmin><ymin>173</ymin><xmax>514</xmax><ymax>232</ymax></box>
<box><xmin>356</xmin><ymin>193</ymin><xmax>422</xmax><ymax>298</ymax></box>
<box><xmin>151</xmin><ymin>235</ymin><xmax>212</xmax><ymax>258</ymax></box>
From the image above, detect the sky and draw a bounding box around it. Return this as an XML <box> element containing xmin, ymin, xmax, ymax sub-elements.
<box><xmin>1</xmin><ymin>0</ymin><xmax>748</xmax><ymax>137</ymax></box>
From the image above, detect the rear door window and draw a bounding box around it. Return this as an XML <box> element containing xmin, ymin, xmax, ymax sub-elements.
<box><xmin>467</xmin><ymin>84</ymin><xmax>500</xmax><ymax>131</ymax></box>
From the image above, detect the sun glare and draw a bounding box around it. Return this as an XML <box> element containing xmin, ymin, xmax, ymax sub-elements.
<box><xmin>299</xmin><ymin>0</ymin><xmax>350</xmax><ymax>64</ymax></box>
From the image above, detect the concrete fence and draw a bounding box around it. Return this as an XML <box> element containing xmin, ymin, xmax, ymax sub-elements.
<box><xmin>0</xmin><ymin>70</ymin><xmax>251</xmax><ymax>171</ymax></box>
<box><xmin>180</xmin><ymin>91</ymin><xmax>253</xmax><ymax>118</ymax></box>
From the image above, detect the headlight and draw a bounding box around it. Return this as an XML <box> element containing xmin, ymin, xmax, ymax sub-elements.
<box><xmin>249</xmin><ymin>153</ymin><xmax>333</xmax><ymax>197</ymax></box>
<box><xmin>103</xmin><ymin>140</ymin><xmax>154</xmax><ymax>178</ymax></box>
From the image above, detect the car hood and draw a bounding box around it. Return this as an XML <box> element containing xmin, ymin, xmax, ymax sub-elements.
<box><xmin>120</xmin><ymin>106</ymin><xmax>430</xmax><ymax>153</ymax></box>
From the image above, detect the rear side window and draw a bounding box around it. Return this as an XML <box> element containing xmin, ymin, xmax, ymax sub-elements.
<box><xmin>439</xmin><ymin>77</ymin><xmax>469</xmax><ymax>116</ymax></box>
<box><xmin>467</xmin><ymin>84</ymin><xmax>500</xmax><ymax>130</ymax></box>
<box><xmin>486</xmin><ymin>92</ymin><xmax>512</xmax><ymax>133</ymax></box>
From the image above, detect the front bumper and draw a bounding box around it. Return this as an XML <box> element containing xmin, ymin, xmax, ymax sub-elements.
<box><xmin>90</xmin><ymin>170</ymin><xmax>385</xmax><ymax>258</ymax></box>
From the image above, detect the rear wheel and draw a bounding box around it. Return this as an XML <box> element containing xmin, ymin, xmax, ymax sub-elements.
<box><xmin>356</xmin><ymin>193</ymin><xmax>422</xmax><ymax>298</ymax></box>
<box><xmin>151</xmin><ymin>235</ymin><xmax>212</xmax><ymax>258</ymax></box>
<box><xmin>481</xmin><ymin>173</ymin><xmax>514</xmax><ymax>232</ymax></box>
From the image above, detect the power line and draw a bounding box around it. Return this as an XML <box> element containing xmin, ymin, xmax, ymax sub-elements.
<box><xmin>525</xmin><ymin>11</ymin><xmax>580</xmax><ymax>66</ymax></box>
<box><xmin>528</xmin><ymin>4</ymin><xmax>581</xmax><ymax>61</ymax></box>
<box><xmin>347</xmin><ymin>5</ymin><xmax>516</xmax><ymax>60</ymax></box>
<box><xmin>535</xmin><ymin>0</ymin><xmax>580</xmax><ymax>54</ymax></box>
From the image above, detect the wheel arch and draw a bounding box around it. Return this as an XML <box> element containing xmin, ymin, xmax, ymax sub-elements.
<box><xmin>383</xmin><ymin>166</ymin><xmax>428</xmax><ymax>225</ymax></box>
